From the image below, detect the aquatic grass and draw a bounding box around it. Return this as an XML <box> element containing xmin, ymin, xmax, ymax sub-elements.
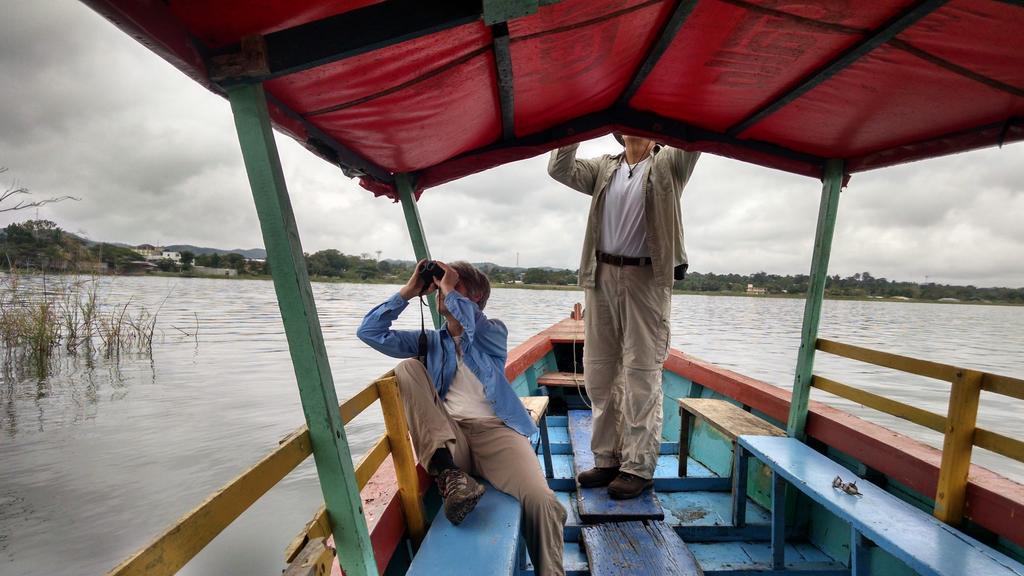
<box><xmin>0</xmin><ymin>269</ymin><xmax>171</xmax><ymax>373</ymax></box>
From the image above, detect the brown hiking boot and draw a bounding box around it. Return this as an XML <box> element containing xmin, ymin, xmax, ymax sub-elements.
<box><xmin>436</xmin><ymin>469</ymin><xmax>485</xmax><ymax>525</ymax></box>
<box><xmin>608</xmin><ymin>472</ymin><xmax>653</xmax><ymax>500</ymax></box>
<box><xmin>577</xmin><ymin>466</ymin><xmax>620</xmax><ymax>488</ymax></box>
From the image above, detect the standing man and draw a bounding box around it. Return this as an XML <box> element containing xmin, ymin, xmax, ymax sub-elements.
<box><xmin>548</xmin><ymin>134</ymin><xmax>699</xmax><ymax>499</ymax></box>
<box><xmin>357</xmin><ymin>260</ymin><xmax>566</xmax><ymax>575</ymax></box>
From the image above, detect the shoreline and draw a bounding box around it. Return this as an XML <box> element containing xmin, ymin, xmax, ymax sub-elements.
<box><xmin>50</xmin><ymin>271</ymin><xmax>1024</xmax><ymax>307</ymax></box>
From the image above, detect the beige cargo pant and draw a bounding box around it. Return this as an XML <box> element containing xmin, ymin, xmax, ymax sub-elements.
<box><xmin>393</xmin><ymin>359</ymin><xmax>567</xmax><ymax>576</ymax></box>
<box><xmin>584</xmin><ymin>262</ymin><xmax>671</xmax><ymax>479</ymax></box>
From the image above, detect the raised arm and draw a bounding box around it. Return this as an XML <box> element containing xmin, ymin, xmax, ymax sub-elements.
<box><xmin>355</xmin><ymin>292</ymin><xmax>422</xmax><ymax>358</ymax></box>
<box><xmin>441</xmin><ymin>289</ymin><xmax>505</xmax><ymax>355</ymax></box>
<box><xmin>356</xmin><ymin>260</ymin><xmax>435</xmax><ymax>358</ymax></box>
<box><xmin>548</xmin><ymin>143</ymin><xmax>602</xmax><ymax>195</ymax></box>
<box><xmin>658</xmin><ymin>147</ymin><xmax>701</xmax><ymax>197</ymax></box>
<box><xmin>434</xmin><ymin>262</ymin><xmax>507</xmax><ymax>363</ymax></box>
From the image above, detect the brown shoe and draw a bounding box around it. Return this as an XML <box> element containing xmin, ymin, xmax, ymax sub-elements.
<box><xmin>608</xmin><ymin>472</ymin><xmax>653</xmax><ymax>500</ymax></box>
<box><xmin>436</xmin><ymin>469</ymin><xmax>485</xmax><ymax>525</ymax></box>
<box><xmin>577</xmin><ymin>466</ymin><xmax>620</xmax><ymax>488</ymax></box>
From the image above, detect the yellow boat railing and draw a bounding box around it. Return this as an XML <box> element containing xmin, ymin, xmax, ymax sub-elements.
<box><xmin>108</xmin><ymin>373</ymin><xmax>424</xmax><ymax>576</ymax></box>
<box><xmin>812</xmin><ymin>338</ymin><xmax>1024</xmax><ymax>525</ymax></box>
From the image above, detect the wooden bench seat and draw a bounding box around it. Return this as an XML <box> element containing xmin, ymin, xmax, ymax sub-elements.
<box><xmin>582</xmin><ymin>520</ymin><xmax>703</xmax><ymax>575</ymax></box>
<box><xmin>522</xmin><ymin>396</ymin><xmax>554</xmax><ymax>479</ymax></box>
<box><xmin>537</xmin><ymin>371</ymin><xmax>585</xmax><ymax>388</ymax></box>
<box><xmin>407</xmin><ymin>396</ymin><xmax>551</xmax><ymax>575</ymax></box>
<box><xmin>677</xmin><ymin>398</ymin><xmax>784</xmax><ymax>478</ymax></box>
<box><xmin>737</xmin><ymin>435</ymin><xmax>1024</xmax><ymax>576</ymax></box>
<box><xmin>521</xmin><ymin>395</ymin><xmax>550</xmax><ymax>424</ymax></box>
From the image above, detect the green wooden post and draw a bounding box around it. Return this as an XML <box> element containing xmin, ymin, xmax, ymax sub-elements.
<box><xmin>227</xmin><ymin>84</ymin><xmax>377</xmax><ymax>576</ymax></box>
<box><xmin>396</xmin><ymin>173</ymin><xmax>441</xmax><ymax>328</ymax></box>
<box><xmin>787</xmin><ymin>159</ymin><xmax>845</xmax><ymax>440</ymax></box>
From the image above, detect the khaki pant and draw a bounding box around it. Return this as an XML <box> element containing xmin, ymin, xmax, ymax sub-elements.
<box><xmin>584</xmin><ymin>262</ymin><xmax>671</xmax><ymax>479</ymax></box>
<box><xmin>393</xmin><ymin>359</ymin><xmax>567</xmax><ymax>576</ymax></box>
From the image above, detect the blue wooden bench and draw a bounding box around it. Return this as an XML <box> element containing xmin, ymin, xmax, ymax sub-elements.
<box><xmin>736</xmin><ymin>435</ymin><xmax>1024</xmax><ymax>576</ymax></box>
<box><xmin>408</xmin><ymin>397</ymin><xmax>552</xmax><ymax>575</ymax></box>
<box><xmin>407</xmin><ymin>481</ymin><xmax>523</xmax><ymax>576</ymax></box>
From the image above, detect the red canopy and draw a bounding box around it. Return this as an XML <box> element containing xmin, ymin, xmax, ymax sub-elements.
<box><xmin>83</xmin><ymin>0</ymin><xmax>1023</xmax><ymax>198</ymax></box>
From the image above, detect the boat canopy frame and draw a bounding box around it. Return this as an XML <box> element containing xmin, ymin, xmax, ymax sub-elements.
<box><xmin>216</xmin><ymin>81</ymin><xmax>849</xmax><ymax>576</ymax></box>
<box><xmin>228</xmin><ymin>84</ymin><xmax>379</xmax><ymax>575</ymax></box>
<box><xmin>82</xmin><ymin>1</ymin><xmax>1024</xmax><ymax>574</ymax></box>
<box><xmin>83</xmin><ymin>0</ymin><xmax>1024</xmax><ymax>198</ymax></box>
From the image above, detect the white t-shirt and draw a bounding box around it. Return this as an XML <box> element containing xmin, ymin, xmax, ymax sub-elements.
<box><xmin>599</xmin><ymin>156</ymin><xmax>650</xmax><ymax>257</ymax></box>
<box><xmin>444</xmin><ymin>336</ymin><xmax>497</xmax><ymax>421</ymax></box>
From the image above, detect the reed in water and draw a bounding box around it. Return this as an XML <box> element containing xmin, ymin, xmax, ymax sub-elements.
<box><xmin>0</xmin><ymin>269</ymin><xmax>162</xmax><ymax>374</ymax></box>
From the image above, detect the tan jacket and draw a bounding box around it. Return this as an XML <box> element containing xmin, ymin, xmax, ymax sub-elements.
<box><xmin>548</xmin><ymin>144</ymin><xmax>700</xmax><ymax>289</ymax></box>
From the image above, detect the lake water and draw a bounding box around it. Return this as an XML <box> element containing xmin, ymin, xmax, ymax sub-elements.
<box><xmin>1</xmin><ymin>276</ymin><xmax>1021</xmax><ymax>575</ymax></box>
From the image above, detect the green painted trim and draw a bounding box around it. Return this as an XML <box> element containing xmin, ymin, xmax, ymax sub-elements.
<box><xmin>227</xmin><ymin>84</ymin><xmax>377</xmax><ymax>576</ymax></box>
<box><xmin>396</xmin><ymin>174</ymin><xmax>441</xmax><ymax>329</ymax></box>
<box><xmin>788</xmin><ymin>159</ymin><xmax>845</xmax><ymax>439</ymax></box>
<box><xmin>483</xmin><ymin>0</ymin><xmax>539</xmax><ymax>25</ymax></box>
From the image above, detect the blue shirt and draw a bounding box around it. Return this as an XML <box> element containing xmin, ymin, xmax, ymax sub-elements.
<box><xmin>356</xmin><ymin>291</ymin><xmax>538</xmax><ymax>438</ymax></box>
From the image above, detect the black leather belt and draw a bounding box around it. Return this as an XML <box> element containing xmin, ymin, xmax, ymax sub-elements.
<box><xmin>597</xmin><ymin>251</ymin><xmax>651</xmax><ymax>267</ymax></box>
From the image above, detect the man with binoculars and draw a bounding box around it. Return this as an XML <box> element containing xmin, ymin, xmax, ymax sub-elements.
<box><xmin>357</xmin><ymin>259</ymin><xmax>566</xmax><ymax>576</ymax></box>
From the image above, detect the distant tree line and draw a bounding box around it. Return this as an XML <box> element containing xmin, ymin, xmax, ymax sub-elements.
<box><xmin>674</xmin><ymin>270</ymin><xmax>1024</xmax><ymax>304</ymax></box>
<box><xmin>0</xmin><ymin>220</ymin><xmax>269</xmax><ymax>275</ymax></box>
<box><xmin>0</xmin><ymin>219</ymin><xmax>145</xmax><ymax>272</ymax></box>
<box><xmin>190</xmin><ymin>251</ymin><xmax>268</xmax><ymax>275</ymax></box>
<box><xmin>3</xmin><ymin>220</ymin><xmax>1022</xmax><ymax>304</ymax></box>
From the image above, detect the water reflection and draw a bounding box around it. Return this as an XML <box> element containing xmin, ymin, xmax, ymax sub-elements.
<box><xmin>1</xmin><ymin>347</ymin><xmax>155</xmax><ymax>438</ymax></box>
<box><xmin>0</xmin><ymin>276</ymin><xmax>1021</xmax><ymax>575</ymax></box>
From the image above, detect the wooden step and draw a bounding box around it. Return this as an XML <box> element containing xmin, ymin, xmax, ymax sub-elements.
<box><xmin>537</xmin><ymin>371</ymin><xmax>585</xmax><ymax>388</ymax></box>
<box><xmin>568</xmin><ymin>410</ymin><xmax>663</xmax><ymax>522</ymax></box>
<box><xmin>582</xmin><ymin>520</ymin><xmax>703</xmax><ymax>575</ymax></box>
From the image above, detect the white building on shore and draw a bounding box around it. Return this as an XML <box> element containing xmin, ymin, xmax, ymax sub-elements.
<box><xmin>134</xmin><ymin>244</ymin><xmax>181</xmax><ymax>263</ymax></box>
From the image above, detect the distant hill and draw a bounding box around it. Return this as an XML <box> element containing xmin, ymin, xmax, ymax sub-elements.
<box><xmin>59</xmin><ymin>236</ymin><xmax>267</xmax><ymax>260</ymax></box>
<box><xmin>164</xmin><ymin>245</ymin><xmax>267</xmax><ymax>259</ymax></box>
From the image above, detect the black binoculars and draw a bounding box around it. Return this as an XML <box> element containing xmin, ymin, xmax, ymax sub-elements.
<box><xmin>418</xmin><ymin>261</ymin><xmax>445</xmax><ymax>294</ymax></box>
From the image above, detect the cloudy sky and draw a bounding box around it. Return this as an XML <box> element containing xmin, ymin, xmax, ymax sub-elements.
<box><xmin>2</xmin><ymin>2</ymin><xmax>1022</xmax><ymax>287</ymax></box>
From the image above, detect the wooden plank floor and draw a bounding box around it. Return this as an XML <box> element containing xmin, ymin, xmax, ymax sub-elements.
<box><xmin>520</xmin><ymin>419</ymin><xmax>846</xmax><ymax>575</ymax></box>
<box><xmin>689</xmin><ymin>541</ymin><xmax>842</xmax><ymax>573</ymax></box>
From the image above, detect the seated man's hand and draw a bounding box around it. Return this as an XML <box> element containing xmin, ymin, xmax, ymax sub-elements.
<box><xmin>435</xmin><ymin>261</ymin><xmax>460</xmax><ymax>296</ymax></box>
<box><xmin>399</xmin><ymin>259</ymin><xmax>437</xmax><ymax>300</ymax></box>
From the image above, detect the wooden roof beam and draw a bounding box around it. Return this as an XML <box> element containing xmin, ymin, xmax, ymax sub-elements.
<box><xmin>263</xmin><ymin>92</ymin><xmax>393</xmax><ymax>183</ymax></box>
<box><xmin>616</xmin><ymin>108</ymin><xmax>826</xmax><ymax>169</ymax></box>
<box><xmin>210</xmin><ymin>0</ymin><xmax>563</xmax><ymax>85</ymax></box>
<box><xmin>491</xmin><ymin>22</ymin><xmax>517</xmax><ymax>141</ymax></box>
<box><xmin>211</xmin><ymin>0</ymin><xmax>482</xmax><ymax>84</ymax></box>
<box><xmin>726</xmin><ymin>0</ymin><xmax>949</xmax><ymax>137</ymax></box>
<box><xmin>617</xmin><ymin>0</ymin><xmax>699</xmax><ymax>106</ymax></box>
